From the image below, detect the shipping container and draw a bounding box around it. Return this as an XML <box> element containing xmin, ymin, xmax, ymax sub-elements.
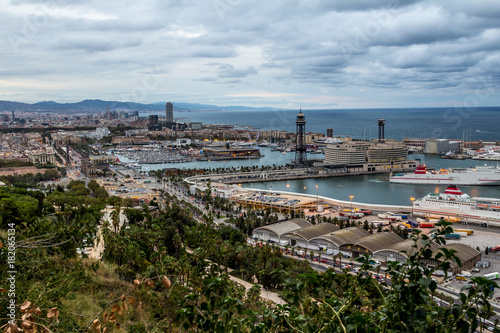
<box><xmin>356</xmin><ymin>209</ymin><xmax>372</xmax><ymax>215</ymax></box>
<box><xmin>454</xmin><ymin>229</ymin><xmax>474</xmax><ymax>235</ymax></box>
<box><xmin>445</xmin><ymin>234</ymin><xmax>461</xmax><ymax>239</ymax></box>
<box><xmin>369</xmin><ymin>220</ymin><xmax>390</xmax><ymax>226</ymax></box>
<box><xmin>407</xmin><ymin>221</ymin><xmax>419</xmax><ymax>228</ymax></box>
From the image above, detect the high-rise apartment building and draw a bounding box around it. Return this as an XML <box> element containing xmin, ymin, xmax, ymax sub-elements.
<box><xmin>166</xmin><ymin>102</ymin><xmax>173</xmax><ymax>123</ymax></box>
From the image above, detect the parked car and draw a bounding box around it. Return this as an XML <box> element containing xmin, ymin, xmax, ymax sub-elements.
<box><xmin>472</xmin><ymin>268</ymin><xmax>480</xmax><ymax>272</ymax></box>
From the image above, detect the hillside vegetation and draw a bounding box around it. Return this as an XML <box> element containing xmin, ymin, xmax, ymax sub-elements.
<box><xmin>0</xmin><ymin>181</ymin><xmax>498</xmax><ymax>332</ymax></box>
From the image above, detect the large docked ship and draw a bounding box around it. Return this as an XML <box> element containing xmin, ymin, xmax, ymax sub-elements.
<box><xmin>390</xmin><ymin>164</ymin><xmax>500</xmax><ymax>185</ymax></box>
<box><xmin>413</xmin><ymin>185</ymin><xmax>500</xmax><ymax>225</ymax></box>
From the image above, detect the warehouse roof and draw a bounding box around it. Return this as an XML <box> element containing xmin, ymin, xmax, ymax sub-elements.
<box><xmin>282</xmin><ymin>223</ymin><xmax>340</xmax><ymax>241</ymax></box>
<box><xmin>373</xmin><ymin>238</ymin><xmax>440</xmax><ymax>258</ymax></box>
<box><xmin>352</xmin><ymin>232</ymin><xmax>404</xmax><ymax>253</ymax></box>
<box><xmin>253</xmin><ymin>218</ymin><xmax>311</xmax><ymax>237</ymax></box>
<box><xmin>309</xmin><ymin>227</ymin><xmax>370</xmax><ymax>247</ymax></box>
<box><xmin>440</xmin><ymin>243</ymin><xmax>481</xmax><ymax>265</ymax></box>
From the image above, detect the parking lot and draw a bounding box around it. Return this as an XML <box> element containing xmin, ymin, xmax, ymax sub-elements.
<box><xmin>443</xmin><ymin>250</ymin><xmax>500</xmax><ymax>303</ymax></box>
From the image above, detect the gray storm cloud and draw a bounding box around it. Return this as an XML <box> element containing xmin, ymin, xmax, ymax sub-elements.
<box><xmin>0</xmin><ymin>0</ymin><xmax>499</xmax><ymax>107</ymax></box>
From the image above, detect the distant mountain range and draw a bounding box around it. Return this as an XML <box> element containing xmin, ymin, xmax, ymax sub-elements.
<box><xmin>0</xmin><ymin>99</ymin><xmax>281</xmax><ymax>113</ymax></box>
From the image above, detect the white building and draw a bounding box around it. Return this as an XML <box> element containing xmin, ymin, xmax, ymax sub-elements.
<box><xmin>425</xmin><ymin>139</ymin><xmax>460</xmax><ymax>154</ymax></box>
<box><xmin>176</xmin><ymin>138</ymin><xmax>192</xmax><ymax>146</ymax></box>
<box><xmin>95</xmin><ymin>127</ymin><xmax>111</xmax><ymax>140</ymax></box>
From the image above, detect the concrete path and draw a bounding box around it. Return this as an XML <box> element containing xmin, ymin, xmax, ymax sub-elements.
<box><xmin>185</xmin><ymin>248</ymin><xmax>286</xmax><ymax>305</ymax></box>
<box><xmin>88</xmin><ymin>227</ymin><xmax>104</xmax><ymax>260</ymax></box>
<box><xmin>228</xmin><ymin>273</ymin><xmax>286</xmax><ymax>305</ymax></box>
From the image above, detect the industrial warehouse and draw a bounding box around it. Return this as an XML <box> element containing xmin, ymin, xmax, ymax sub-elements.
<box><xmin>253</xmin><ymin>219</ymin><xmax>482</xmax><ymax>274</ymax></box>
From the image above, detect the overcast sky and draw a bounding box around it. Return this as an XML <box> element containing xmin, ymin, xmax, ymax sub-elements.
<box><xmin>1</xmin><ymin>0</ymin><xmax>499</xmax><ymax>109</ymax></box>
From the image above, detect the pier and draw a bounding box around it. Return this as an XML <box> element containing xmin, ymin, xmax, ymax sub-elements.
<box><xmin>231</xmin><ymin>188</ymin><xmax>411</xmax><ymax>212</ymax></box>
<box><xmin>186</xmin><ymin>168</ymin><xmax>394</xmax><ymax>184</ymax></box>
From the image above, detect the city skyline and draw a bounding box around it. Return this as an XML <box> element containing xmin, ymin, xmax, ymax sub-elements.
<box><xmin>1</xmin><ymin>0</ymin><xmax>500</xmax><ymax>109</ymax></box>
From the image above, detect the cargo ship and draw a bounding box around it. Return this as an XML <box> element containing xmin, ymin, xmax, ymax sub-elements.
<box><xmin>390</xmin><ymin>164</ymin><xmax>500</xmax><ymax>185</ymax></box>
<box><xmin>413</xmin><ymin>185</ymin><xmax>500</xmax><ymax>225</ymax></box>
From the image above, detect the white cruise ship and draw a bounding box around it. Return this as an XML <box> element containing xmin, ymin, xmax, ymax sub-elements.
<box><xmin>413</xmin><ymin>185</ymin><xmax>500</xmax><ymax>226</ymax></box>
<box><xmin>390</xmin><ymin>164</ymin><xmax>500</xmax><ymax>185</ymax></box>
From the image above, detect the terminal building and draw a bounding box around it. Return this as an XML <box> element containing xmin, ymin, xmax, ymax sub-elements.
<box><xmin>322</xmin><ymin>141</ymin><xmax>417</xmax><ymax>172</ymax></box>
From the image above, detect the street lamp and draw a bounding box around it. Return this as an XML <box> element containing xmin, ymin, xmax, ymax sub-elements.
<box><xmin>316</xmin><ymin>185</ymin><xmax>319</xmax><ymax>213</ymax></box>
<box><xmin>270</xmin><ymin>186</ymin><xmax>273</xmax><ymax>214</ymax></box>
<box><xmin>410</xmin><ymin>197</ymin><xmax>415</xmax><ymax>220</ymax></box>
<box><xmin>349</xmin><ymin>195</ymin><xmax>354</xmax><ymax>224</ymax></box>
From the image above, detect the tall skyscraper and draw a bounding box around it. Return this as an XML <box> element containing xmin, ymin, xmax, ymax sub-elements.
<box><xmin>166</xmin><ymin>102</ymin><xmax>173</xmax><ymax>123</ymax></box>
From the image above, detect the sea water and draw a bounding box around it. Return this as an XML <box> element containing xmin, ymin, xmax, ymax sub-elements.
<box><xmin>148</xmin><ymin>107</ymin><xmax>500</xmax><ymax>141</ymax></box>
<box><xmin>139</xmin><ymin>107</ymin><xmax>500</xmax><ymax>205</ymax></box>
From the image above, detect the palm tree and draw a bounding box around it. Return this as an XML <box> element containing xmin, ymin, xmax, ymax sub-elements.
<box><xmin>335</xmin><ymin>252</ymin><xmax>343</xmax><ymax>270</ymax></box>
<box><xmin>110</xmin><ymin>205</ymin><xmax>121</xmax><ymax>233</ymax></box>
<box><xmin>172</xmin><ymin>233</ymin><xmax>182</xmax><ymax>258</ymax></box>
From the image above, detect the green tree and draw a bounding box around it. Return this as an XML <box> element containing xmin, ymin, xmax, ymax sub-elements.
<box><xmin>123</xmin><ymin>197</ymin><xmax>134</xmax><ymax>207</ymax></box>
<box><xmin>87</xmin><ymin>179</ymin><xmax>100</xmax><ymax>192</ymax></box>
<box><xmin>123</xmin><ymin>207</ymin><xmax>144</xmax><ymax>225</ymax></box>
<box><xmin>110</xmin><ymin>205</ymin><xmax>121</xmax><ymax>233</ymax></box>
<box><xmin>107</xmin><ymin>195</ymin><xmax>123</xmax><ymax>206</ymax></box>
<box><xmin>94</xmin><ymin>186</ymin><xmax>109</xmax><ymax>200</ymax></box>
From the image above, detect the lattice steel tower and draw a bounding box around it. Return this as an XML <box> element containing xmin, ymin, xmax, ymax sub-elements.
<box><xmin>294</xmin><ymin>109</ymin><xmax>307</xmax><ymax>167</ymax></box>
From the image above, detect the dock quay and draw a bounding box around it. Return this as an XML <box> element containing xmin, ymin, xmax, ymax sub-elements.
<box><xmin>186</xmin><ymin>168</ymin><xmax>390</xmax><ymax>184</ymax></box>
<box><xmin>196</xmin><ymin>155</ymin><xmax>262</xmax><ymax>161</ymax></box>
<box><xmin>117</xmin><ymin>149</ymin><xmax>194</xmax><ymax>164</ymax></box>
<box><xmin>233</xmin><ymin>189</ymin><xmax>411</xmax><ymax>212</ymax></box>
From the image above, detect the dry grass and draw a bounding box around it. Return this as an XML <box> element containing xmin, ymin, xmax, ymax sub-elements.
<box><xmin>61</xmin><ymin>259</ymin><xmax>141</xmax><ymax>331</ymax></box>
